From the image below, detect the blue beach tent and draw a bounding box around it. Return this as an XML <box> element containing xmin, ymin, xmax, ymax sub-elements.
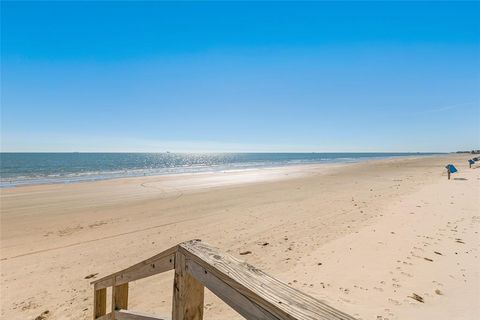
<box><xmin>445</xmin><ymin>164</ymin><xmax>458</xmax><ymax>173</ymax></box>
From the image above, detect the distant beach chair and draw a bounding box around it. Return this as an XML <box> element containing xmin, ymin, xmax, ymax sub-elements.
<box><xmin>445</xmin><ymin>164</ymin><xmax>457</xmax><ymax>180</ymax></box>
<box><xmin>468</xmin><ymin>159</ymin><xmax>475</xmax><ymax>168</ymax></box>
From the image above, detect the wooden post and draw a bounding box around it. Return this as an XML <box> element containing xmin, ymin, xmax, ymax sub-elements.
<box><xmin>448</xmin><ymin>169</ymin><xmax>451</xmax><ymax>180</ymax></box>
<box><xmin>172</xmin><ymin>251</ymin><xmax>204</xmax><ymax>320</ymax></box>
<box><xmin>112</xmin><ymin>282</ymin><xmax>129</xmax><ymax>319</ymax></box>
<box><xmin>93</xmin><ymin>288</ymin><xmax>107</xmax><ymax>319</ymax></box>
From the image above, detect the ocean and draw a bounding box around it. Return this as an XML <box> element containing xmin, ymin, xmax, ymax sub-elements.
<box><xmin>0</xmin><ymin>152</ymin><xmax>438</xmax><ymax>187</ymax></box>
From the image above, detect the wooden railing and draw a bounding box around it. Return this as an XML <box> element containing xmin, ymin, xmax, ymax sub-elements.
<box><xmin>92</xmin><ymin>239</ymin><xmax>356</xmax><ymax>320</ymax></box>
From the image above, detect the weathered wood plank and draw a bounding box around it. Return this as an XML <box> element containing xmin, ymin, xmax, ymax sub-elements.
<box><xmin>93</xmin><ymin>240</ymin><xmax>357</xmax><ymax>320</ymax></box>
<box><xmin>179</xmin><ymin>240</ymin><xmax>356</xmax><ymax>320</ymax></box>
<box><xmin>186</xmin><ymin>259</ymin><xmax>278</xmax><ymax>320</ymax></box>
<box><xmin>95</xmin><ymin>311</ymin><xmax>111</xmax><ymax>320</ymax></box>
<box><xmin>113</xmin><ymin>283</ymin><xmax>129</xmax><ymax>311</ymax></box>
<box><xmin>93</xmin><ymin>288</ymin><xmax>107</xmax><ymax>319</ymax></box>
<box><xmin>172</xmin><ymin>251</ymin><xmax>204</xmax><ymax>320</ymax></box>
<box><xmin>114</xmin><ymin>309</ymin><xmax>169</xmax><ymax>320</ymax></box>
<box><xmin>93</xmin><ymin>246</ymin><xmax>176</xmax><ymax>290</ymax></box>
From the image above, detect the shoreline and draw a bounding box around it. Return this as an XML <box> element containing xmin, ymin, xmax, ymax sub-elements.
<box><xmin>0</xmin><ymin>153</ymin><xmax>442</xmax><ymax>190</ymax></box>
<box><xmin>1</xmin><ymin>153</ymin><xmax>478</xmax><ymax>320</ymax></box>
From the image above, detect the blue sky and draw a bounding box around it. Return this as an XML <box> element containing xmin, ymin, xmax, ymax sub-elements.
<box><xmin>1</xmin><ymin>1</ymin><xmax>479</xmax><ymax>152</ymax></box>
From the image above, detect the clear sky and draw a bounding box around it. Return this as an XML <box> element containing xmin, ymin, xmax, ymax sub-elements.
<box><xmin>1</xmin><ymin>1</ymin><xmax>479</xmax><ymax>152</ymax></box>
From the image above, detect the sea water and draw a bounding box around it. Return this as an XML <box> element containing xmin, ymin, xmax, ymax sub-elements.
<box><xmin>0</xmin><ymin>152</ymin><xmax>438</xmax><ymax>187</ymax></box>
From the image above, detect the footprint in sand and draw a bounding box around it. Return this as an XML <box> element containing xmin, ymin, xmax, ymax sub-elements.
<box><xmin>57</xmin><ymin>225</ymin><xmax>84</xmax><ymax>236</ymax></box>
<box><xmin>400</xmin><ymin>271</ymin><xmax>413</xmax><ymax>278</ymax></box>
<box><xmin>432</xmin><ymin>280</ymin><xmax>444</xmax><ymax>287</ymax></box>
<box><xmin>388</xmin><ymin>298</ymin><xmax>401</xmax><ymax>305</ymax></box>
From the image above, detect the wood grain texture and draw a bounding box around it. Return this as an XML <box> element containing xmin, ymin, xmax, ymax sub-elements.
<box><xmin>186</xmin><ymin>259</ymin><xmax>278</xmax><ymax>320</ymax></box>
<box><xmin>113</xmin><ymin>283</ymin><xmax>129</xmax><ymax>311</ymax></box>
<box><xmin>172</xmin><ymin>251</ymin><xmax>204</xmax><ymax>320</ymax></box>
<box><xmin>95</xmin><ymin>313</ymin><xmax>112</xmax><ymax>320</ymax></box>
<box><xmin>114</xmin><ymin>309</ymin><xmax>169</xmax><ymax>320</ymax></box>
<box><xmin>93</xmin><ymin>288</ymin><xmax>107</xmax><ymax>319</ymax></box>
<box><xmin>179</xmin><ymin>240</ymin><xmax>356</xmax><ymax>320</ymax></box>
<box><xmin>93</xmin><ymin>246</ymin><xmax>176</xmax><ymax>290</ymax></box>
<box><xmin>92</xmin><ymin>240</ymin><xmax>356</xmax><ymax>320</ymax></box>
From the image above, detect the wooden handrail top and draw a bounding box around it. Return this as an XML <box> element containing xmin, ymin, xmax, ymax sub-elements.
<box><xmin>179</xmin><ymin>240</ymin><xmax>355</xmax><ymax>320</ymax></box>
<box><xmin>92</xmin><ymin>244</ymin><xmax>177</xmax><ymax>289</ymax></box>
<box><xmin>92</xmin><ymin>239</ymin><xmax>356</xmax><ymax>320</ymax></box>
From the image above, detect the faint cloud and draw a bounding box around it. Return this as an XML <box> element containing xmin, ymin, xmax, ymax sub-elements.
<box><xmin>413</xmin><ymin>101</ymin><xmax>478</xmax><ymax>115</ymax></box>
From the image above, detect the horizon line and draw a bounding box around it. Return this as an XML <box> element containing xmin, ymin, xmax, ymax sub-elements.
<box><xmin>0</xmin><ymin>151</ymin><xmax>452</xmax><ymax>154</ymax></box>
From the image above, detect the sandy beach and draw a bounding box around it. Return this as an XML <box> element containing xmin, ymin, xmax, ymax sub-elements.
<box><xmin>1</xmin><ymin>154</ymin><xmax>478</xmax><ymax>320</ymax></box>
